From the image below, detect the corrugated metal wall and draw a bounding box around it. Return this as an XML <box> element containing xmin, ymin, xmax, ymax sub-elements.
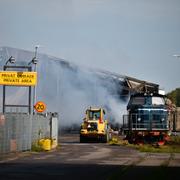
<box><xmin>0</xmin><ymin>113</ymin><xmax>32</xmax><ymax>153</ymax></box>
<box><xmin>31</xmin><ymin>114</ymin><xmax>50</xmax><ymax>143</ymax></box>
<box><xmin>0</xmin><ymin>112</ymin><xmax>58</xmax><ymax>154</ymax></box>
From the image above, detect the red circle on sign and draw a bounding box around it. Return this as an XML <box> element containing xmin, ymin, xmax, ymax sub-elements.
<box><xmin>34</xmin><ymin>101</ymin><xmax>46</xmax><ymax>113</ymax></box>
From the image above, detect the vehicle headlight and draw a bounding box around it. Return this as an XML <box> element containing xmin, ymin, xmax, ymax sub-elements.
<box><xmin>137</xmin><ymin>117</ymin><xmax>141</xmax><ymax>122</ymax></box>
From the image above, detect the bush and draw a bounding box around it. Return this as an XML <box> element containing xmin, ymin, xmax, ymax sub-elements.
<box><xmin>31</xmin><ymin>142</ymin><xmax>44</xmax><ymax>152</ymax></box>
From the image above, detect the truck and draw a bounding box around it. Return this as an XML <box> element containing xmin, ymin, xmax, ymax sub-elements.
<box><xmin>80</xmin><ymin>107</ymin><xmax>111</xmax><ymax>143</ymax></box>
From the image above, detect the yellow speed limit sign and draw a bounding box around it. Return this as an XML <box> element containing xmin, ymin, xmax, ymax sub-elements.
<box><xmin>34</xmin><ymin>101</ymin><xmax>46</xmax><ymax>113</ymax></box>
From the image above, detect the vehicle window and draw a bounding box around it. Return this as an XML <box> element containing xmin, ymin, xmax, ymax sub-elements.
<box><xmin>131</xmin><ymin>97</ymin><xmax>145</xmax><ymax>105</ymax></box>
<box><xmin>152</xmin><ymin>97</ymin><xmax>165</xmax><ymax>105</ymax></box>
<box><xmin>89</xmin><ymin>111</ymin><xmax>100</xmax><ymax>119</ymax></box>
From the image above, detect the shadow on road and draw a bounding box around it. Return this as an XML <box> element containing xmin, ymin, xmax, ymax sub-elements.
<box><xmin>59</xmin><ymin>133</ymin><xmax>80</xmax><ymax>144</ymax></box>
<box><xmin>0</xmin><ymin>162</ymin><xmax>180</xmax><ymax>180</ymax></box>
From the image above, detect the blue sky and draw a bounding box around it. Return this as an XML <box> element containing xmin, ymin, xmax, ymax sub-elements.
<box><xmin>0</xmin><ymin>0</ymin><xmax>180</xmax><ymax>92</ymax></box>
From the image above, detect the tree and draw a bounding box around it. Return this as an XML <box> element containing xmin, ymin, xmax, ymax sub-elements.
<box><xmin>166</xmin><ymin>88</ymin><xmax>180</xmax><ymax>107</ymax></box>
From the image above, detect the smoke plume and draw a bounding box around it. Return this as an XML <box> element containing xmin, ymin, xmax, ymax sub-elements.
<box><xmin>0</xmin><ymin>47</ymin><xmax>128</xmax><ymax>128</ymax></box>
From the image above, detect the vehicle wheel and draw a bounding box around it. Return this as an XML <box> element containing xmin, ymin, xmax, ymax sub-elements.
<box><xmin>102</xmin><ymin>135</ymin><xmax>108</xmax><ymax>143</ymax></box>
<box><xmin>80</xmin><ymin>135</ymin><xmax>85</xmax><ymax>143</ymax></box>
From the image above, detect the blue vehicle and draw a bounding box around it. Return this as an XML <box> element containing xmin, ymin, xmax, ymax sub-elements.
<box><xmin>123</xmin><ymin>93</ymin><xmax>170</xmax><ymax>145</ymax></box>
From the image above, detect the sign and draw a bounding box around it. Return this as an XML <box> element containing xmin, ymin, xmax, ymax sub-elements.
<box><xmin>0</xmin><ymin>71</ymin><xmax>37</xmax><ymax>86</ymax></box>
<box><xmin>34</xmin><ymin>101</ymin><xmax>46</xmax><ymax>113</ymax></box>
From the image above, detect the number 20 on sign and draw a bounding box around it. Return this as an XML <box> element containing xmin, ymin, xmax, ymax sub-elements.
<box><xmin>34</xmin><ymin>101</ymin><xmax>46</xmax><ymax>113</ymax></box>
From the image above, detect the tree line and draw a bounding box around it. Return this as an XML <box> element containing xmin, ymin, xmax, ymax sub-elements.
<box><xmin>166</xmin><ymin>88</ymin><xmax>180</xmax><ymax>107</ymax></box>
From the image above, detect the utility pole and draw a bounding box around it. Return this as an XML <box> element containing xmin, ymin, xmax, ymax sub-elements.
<box><xmin>29</xmin><ymin>45</ymin><xmax>39</xmax><ymax>113</ymax></box>
<box><xmin>33</xmin><ymin>46</ymin><xmax>38</xmax><ymax>110</ymax></box>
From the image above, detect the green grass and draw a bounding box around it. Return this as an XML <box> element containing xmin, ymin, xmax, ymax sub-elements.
<box><xmin>31</xmin><ymin>144</ymin><xmax>43</xmax><ymax>152</ymax></box>
<box><xmin>31</xmin><ymin>142</ymin><xmax>44</xmax><ymax>152</ymax></box>
<box><xmin>134</xmin><ymin>144</ymin><xmax>180</xmax><ymax>153</ymax></box>
<box><xmin>168</xmin><ymin>136</ymin><xmax>180</xmax><ymax>144</ymax></box>
<box><xmin>109</xmin><ymin>137</ymin><xmax>129</xmax><ymax>146</ymax></box>
<box><xmin>109</xmin><ymin>135</ymin><xmax>180</xmax><ymax>153</ymax></box>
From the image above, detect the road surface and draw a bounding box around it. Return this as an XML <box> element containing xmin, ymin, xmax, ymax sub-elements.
<box><xmin>0</xmin><ymin>134</ymin><xmax>180</xmax><ymax>180</ymax></box>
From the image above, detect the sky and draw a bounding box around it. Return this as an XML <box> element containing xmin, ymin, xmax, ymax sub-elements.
<box><xmin>0</xmin><ymin>0</ymin><xmax>180</xmax><ymax>92</ymax></box>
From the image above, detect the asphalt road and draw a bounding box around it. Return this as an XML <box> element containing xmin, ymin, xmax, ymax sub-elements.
<box><xmin>0</xmin><ymin>134</ymin><xmax>180</xmax><ymax>180</ymax></box>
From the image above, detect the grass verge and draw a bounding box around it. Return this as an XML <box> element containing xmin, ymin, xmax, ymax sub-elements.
<box><xmin>109</xmin><ymin>135</ymin><xmax>180</xmax><ymax>153</ymax></box>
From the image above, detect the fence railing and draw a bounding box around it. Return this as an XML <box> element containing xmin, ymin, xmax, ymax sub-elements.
<box><xmin>123</xmin><ymin>113</ymin><xmax>169</xmax><ymax>131</ymax></box>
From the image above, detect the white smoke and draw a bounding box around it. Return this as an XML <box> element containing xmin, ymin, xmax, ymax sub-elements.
<box><xmin>0</xmin><ymin>47</ymin><xmax>129</xmax><ymax>128</ymax></box>
<box><xmin>36</xmin><ymin>59</ymin><xmax>128</xmax><ymax>128</ymax></box>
